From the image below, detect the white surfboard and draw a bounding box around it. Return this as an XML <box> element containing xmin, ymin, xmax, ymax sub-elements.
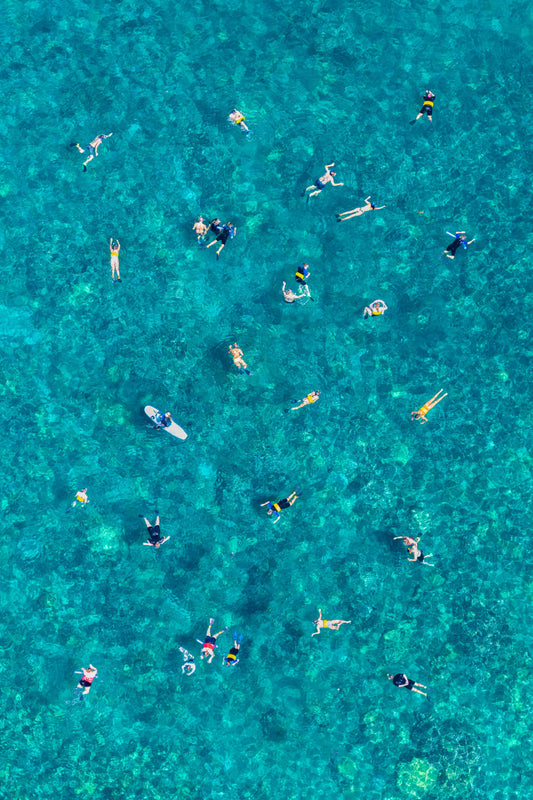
<box><xmin>144</xmin><ymin>406</ymin><xmax>188</xmax><ymax>440</ymax></box>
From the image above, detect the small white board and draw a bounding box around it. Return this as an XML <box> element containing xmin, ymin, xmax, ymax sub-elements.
<box><xmin>144</xmin><ymin>405</ymin><xmax>188</xmax><ymax>440</ymax></box>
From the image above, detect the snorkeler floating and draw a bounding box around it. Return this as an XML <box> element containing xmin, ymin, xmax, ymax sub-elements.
<box><xmin>140</xmin><ymin>513</ymin><xmax>170</xmax><ymax>548</ymax></box>
<box><xmin>109</xmin><ymin>238</ymin><xmax>121</xmax><ymax>283</ymax></box>
<box><xmin>206</xmin><ymin>222</ymin><xmax>236</xmax><ymax>259</ymax></box>
<box><xmin>407</xmin><ymin>540</ymin><xmax>435</xmax><ymax>566</ymax></box>
<box><xmin>388</xmin><ymin>673</ymin><xmax>428</xmax><ymax>697</ymax></box>
<box><xmin>443</xmin><ymin>231</ymin><xmax>476</xmax><ymax>259</ymax></box>
<box><xmin>71</xmin><ymin>488</ymin><xmax>89</xmax><ymax>509</ymax></box>
<box><xmin>260</xmin><ymin>490</ymin><xmax>300</xmax><ymax>523</ymax></box>
<box><xmin>201</xmin><ymin>619</ymin><xmax>228</xmax><ymax>663</ymax></box>
<box><xmin>336</xmin><ymin>196</ymin><xmax>386</xmax><ymax>221</ymax></box>
<box><xmin>71</xmin><ymin>133</ymin><xmax>113</xmax><ymax>171</ymax></box>
<box><xmin>411</xmin><ymin>389</ymin><xmax>447</xmax><ymax>424</ymax></box>
<box><xmin>282</xmin><ymin>282</ymin><xmax>307</xmax><ymax>303</ymax></box>
<box><xmin>410</xmin><ymin>90</ymin><xmax>435</xmax><ymax>125</ymax></box>
<box><xmin>304</xmin><ymin>162</ymin><xmax>343</xmax><ymax>199</ymax></box>
<box><xmin>228</xmin><ymin>342</ymin><xmax>250</xmax><ymax>375</ymax></box>
<box><xmin>311</xmin><ymin>609</ymin><xmax>351</xmax><ymax>637</ymax></box>
<box><xmin>363</xmin><ymin>299</ymin><xmax>388</xmax><ymax>318</ymax></box>
<box><xmin>229</xmin><ymin>108</ymin><xmax>249</xmax><ymax>133</ymax></box>
<box><xmin>287</xmin><ymin>391</ymin><xmax>320</xmax><ymax>412</ymax></box>
<box><xmin>192</xmin><ymin>216</ymin><xmax>208</xmax><ymax>243</ymax></box>
<box><xmin>223</xmin><ymin>633</ymin><xmax>243</xmax><ymax>666</ymax></box>
<box><xmin>75</xmin><ymin>664</ymin><xmax>97</xmax><ymax>698</ymax></box>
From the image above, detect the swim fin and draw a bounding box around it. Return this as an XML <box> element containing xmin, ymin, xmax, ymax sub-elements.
<box><xmin>409</xmin><ymin>119</ymin><xmax>416</xmax><ymax>125</ymax></box>
<box><xmin>83</xmin><ymin>165</ymin><xmax>87</xmax><ymax>172</ymax></box>
<box><xmin>244</xmin><ymin>369</ymin><xmax>251</xmax><ymax>375</ymax></box>
<box><xmin>238</xmin><ymin>634</ymin><xmax>244</xmax><ymax>644</ymax></box>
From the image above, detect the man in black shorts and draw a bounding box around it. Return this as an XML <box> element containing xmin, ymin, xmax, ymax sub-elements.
<box><xmin>410</xmin><ymin>90</ymin><xmax>435</xmax><ymax>125</ymax></box>
<box><xmin>388</xmin><ymin>673</ymin><xmax>428</xmax><ymax>697</ymax></box>
<box><xmin>206</xmin><ymin>222</ymin><xmax>236</xmax><ymax>259</ymax></box>
<box><xmin>140</xmin><ymin>513</ymin><xmax>170</xmax><ymax>548</ymax></box>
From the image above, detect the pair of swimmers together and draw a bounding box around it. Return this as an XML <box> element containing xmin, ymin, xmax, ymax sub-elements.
<box><xmin>199</xmin><ymin>619</ymin><xmax>243</xmax><ymax>666</ymax></box>
<box><xmin>394</xmin><ymin>535</ymin><xmax>435</xmax><ymax>566</ymax></box>
<box><xmin>192</xmin><ymin>217</ymin><xmax>236</xmax><ymax>258</ymax></box>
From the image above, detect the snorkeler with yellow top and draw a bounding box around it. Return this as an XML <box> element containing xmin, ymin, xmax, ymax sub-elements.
<box><xmin>229</xmin><ymin>108</ymin><xmax>249</xmax><ymax>132</ymax></box>
<box><xmin>411</xmin><ymin>389</ymin><xmax>447</xmax><ymax>424</ymax></box>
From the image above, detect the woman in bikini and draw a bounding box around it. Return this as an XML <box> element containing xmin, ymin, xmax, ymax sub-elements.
<box><xmin>336</xmin><ymin>196</ymin><xmax>386</xmax><ymax>221</ymax></box>
<box><xmin>311</xmin><ymin>608</ymin><xmax>351</xmax><ymax>637</ymax></box>
<box><xmin>109</xmin><ymin>239</ymin><xmax>121</xmax><ymax>282</ymax></box>
<box><xmin>289</xmin><ymin>391</ymin><xmax>320</xmax><ymax>411</ymax></box>
<box><xmin>411</xmin><ymin>389</ymin><xmax>447</xmax><ymax>424</ymax></box>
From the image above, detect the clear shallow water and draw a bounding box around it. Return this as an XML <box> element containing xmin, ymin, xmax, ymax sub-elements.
<box><xmin>1</xmin><ymin>0</ymin><xmax>532</xmax><ymax>798</ymax></box>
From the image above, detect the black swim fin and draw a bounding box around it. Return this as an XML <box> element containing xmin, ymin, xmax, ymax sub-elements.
<box><xmin>82</xmin><ymin>165</ymin><xmax>87</xmax><ymax>172</ymax></box>
<box><xmin>409</xmin><ymin>119</ymin><xmax>416</xmax><ymax>125</ymax></box>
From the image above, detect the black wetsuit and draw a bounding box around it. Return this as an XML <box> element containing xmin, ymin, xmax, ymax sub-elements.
<box><xmin>209</xmin><ymin>220</ymin><xmax>224</xmax><ymax>235</ymax></box>
<box><xmin>446</xmin><ymin>236</ymin><xmax>464</xmax><ymax>255</ymax></box>
<box><xmin>148</xmin><ymin>525</ymin><xmax>162</xmax><ymax>544</ymax></box>
<box><xmin>420</xmin><ymin>92</ymin><xmax>435</xmax><ymax>115</ymax></box>
<box><xmin>393</xmin><ymin>673</ymin><xmax>415</xmax><ymax>690</ymax></box>
<box><xmin>216</xmin><ymin>226</ymin><xmax>232</xmax><ymax>245</ymax></box>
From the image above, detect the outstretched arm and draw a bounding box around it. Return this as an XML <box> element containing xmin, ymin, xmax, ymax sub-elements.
<box><xmin>331</xmin><ymin>180</ymin><xmax>344</xmax><ymax>187</ymax></box>
<box><xmin>374</xmin><ymin>205</ymin><xmax>386</xmax><ymax>210</ymax></box>
<box><xmin>467</xmin><ymin>238</ymin><xmax>476</xmax><ymax>245</ymax></box>
<box><xmin>325</xmin><ymin>162</ymin><xmax>335</xmax><ymax>170</ymax></box>
<box><xmin>260</xmin><ymin>500</ymin><xmax>272</xmax><ymax>507</ymax></box>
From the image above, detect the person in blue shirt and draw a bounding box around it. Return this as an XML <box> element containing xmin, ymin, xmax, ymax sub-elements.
<box><xmin>206</xmin><ymin>222</ymin><xmax>236</xmax><ymax>259</ymax></box>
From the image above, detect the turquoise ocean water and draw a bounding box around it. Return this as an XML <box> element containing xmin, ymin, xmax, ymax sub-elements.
<box><xmin>2</xmin><ymin>0</ymin><xmax>533</xmax><ymax>797</ymax></box>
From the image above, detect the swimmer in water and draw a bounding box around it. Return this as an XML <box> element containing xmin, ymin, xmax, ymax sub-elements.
<box><xmin>229</xmin><ymin>108</ymin><xmax>249</xmax><ymax>132</ymax></box>
<box><xmin>336</xmin><ymin>196</ymin><xmax>386</xmax><ymax>221</ymax></box>
<box><xmin>289</xmin><ymin>391</ymin><xmax>320</xmax><ymax>411</ymax></box>
<box><xmin>443</xmin><ymin>231</ymin><xmax>476</xmax><ymax>259</ymax></box>
<box><xmin>311</xmin><ymin>608</ymin><xmax>351</xmax><ymax>637</ymax></box>
<box><xmin>408</xmin><ymin>541</ymin><xmax>435</xmax><ymax>566</ymax></box>
<box><xmin>155</xmin><ymin>411</ymin><xmax>173</xmax><ymax>429</ymax></box>
<box><xmin>71</xmin><ymin>133</ymin><xmax>113</xmax><ymax>171</ymax></box>
<box><xmin>228</xmin><ymin>342</ymin><xmax>250</xmax><ymax>375</ymax></box>
<box><xmin>260</xmin><ymin>490</ymin><xmax>299</xmax><ymax>523</ymax></box>
<box><xmin>201</xmin><ymin>618</ymin><xmax>228</xmax><ymax>663</ymax></box>
<box><xmin>76</xmin><ymin>664</ymin><xmax>97</xmax><ymax>697</ymax></box>
<box><xmin>411</xmin><ymin>389</ymin><xmax>447</xmax><ymax>424</ymax></box>
<box><xmin>305</xmin><ymin>163</ymin><xmax>344</xmax><ymax>199</ymax></box>
<box><xmin>393</xmin><ymin>535</ymin><xmax>419</xmax><ymax>548</ymax></box>
<box><xmin>179</xmin><ymin>647</ymin><xmax>196</xmax><ymax>676</ymax></box>
<box><xmin>71</xmin><ymin>488</ymin><xmax>89</xmax><ymax>508</ymax></box>
<box><xmin>109</xmin><ymin>239</ymin><xmax>121</xmax><ymax>282</ymax></box>
<box><xmin>206</xmin><ymin>222</ymin><xmax>236</xmax><ymax>259</ymax></box>
<box><xmin>410</xmin><ymin>90</ymin><xmax>435</xmax><ymax>125</ymax></box>
<box><xmin>192</xmin><ymin>216</ymin><xmax>208</xmax><ymax>242</ymax></box>
<box><xmin>223</xmin><ymin>632</ymin><xmax>243</xmax><ymax>666</ymax></box>
<box><xmin>140</xmin><ymin>514</ymin><xmax>170</xmax><ymax>548</ymax></box>
<box><xmin>282</xmin><ymin>282</ymin><xmax>307</xmax><ymax>303</ymax></box>
<box><xmin>363</xmin><ymin>299</ymin><xmax>388</xmax><ymax>318</ymax></box>
<box><xmin>388</xmin><ymin>673</ymin><xmax>428</xmax><ymax>697</ymax></box>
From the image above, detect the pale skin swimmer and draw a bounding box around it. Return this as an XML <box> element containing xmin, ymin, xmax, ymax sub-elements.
<box><xmin>336</xmin><ymin>196</ymin><xmax>386</xmax><ymax>221</ymax></box>
<box><xmin>311</xmin><ymin>608</ymin><xmax>351</xmax><ymax>637</ymax></box>
<box><xmin>228</xmin><ymin>343</ymin><xmax>250</xmax><ymax>375</ymax></box>
<box><xmin>201</xmin><ymin>619</ymin><xmax>228</xmax><ymax>663</ymax></box>
<box><xmin>363</xmin><ymin>299</ymin><xmax>388</xmax><ymax>318</ymax></box>
<box><xmin>282</xmin><ymin>282</ymin><xmax>307</xmax><ymax>303</ymax></box>
<box><xmin>305</xmin><ymin>163</ymin><xmax>343</xmax><ymax>199</ymax></box>
<box><xmin>411</xmin><ymin>389</ymin><xmax>447</xmax><ymax>424</ymax></box>
<box><xmin>229</xmin><ymin>108</ymin><xmax>249</xmax><ymax>132</ymax></box>
<box><xmin>72</xmin><ymin>488</ymin><xmax>89</xmax><ymax>508</ymax></box>
<box><xmin>289</xmin><ymin>390</ymin><xmax>320</xmax><ymax>411</ymax></box>
<box><xmin>110</xmin><ymin>239</ymin><xmax>121</xmax><ymax>282</ymax></box>
<box><xmin>192</xmin><ymin>216</ymin><xmax>208</xmax><ymax>241</ymax></box>
<box><xmin>71</xmin><ymin>133</ymin><xmax>113</xmax><ymax>171</ymax></box>
<box><xmin>76</xmin><ymin>664</ymin><xmax>97</xmax><ymax>696</ymax></box>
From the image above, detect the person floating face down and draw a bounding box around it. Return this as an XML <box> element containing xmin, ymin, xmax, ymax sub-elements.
<box><xmin>228</xmin><ymin>343</ymin><xmax>250</xmax><ymax>375</ymax></box>
<box><xmin>305</xmin><ymin>162</ymin><xmax>344</xmax><ymax>198</ymax></box>
<box><xmin>388</xmin><ymin>673</ymin><xmax>428</xmax><ymax>697</ymax></box>
<box><xmin>141</xmin><ymin>514</ymin><xmax>170</xmax><ymax>549</ymax></box>
<box><xmin>260</xmin><ymin>490</ymin><xmax>299</xmax><ymax>523</ymax></box>
<box><xmin>71</xmin><ymin>133</ymin><xmax>113</xmax><ymax>171</ymax></box>
<box><xmin>443</xmin><ymin>231</ymin><xmax>476</xmax><ymax>259</ymax></box>
<box><xmin>201</xmin><ymin>618</ymin><xmax>228</xmax><ymax>663</ymax></box>
<box><xmin>290</xmin><ymin>391</ymin><xmax>320</xmax><ymax>411</ymax></box>
<box><xmin>206</xmin><ymin>222</ymin><xmax>236</xmax><ymax>259</ymax></box>
<box><xmin>76</xmin><ymin>664</ymin><xmax>97</xmax><ymax>697</ymax></box>
<box><xmin>223</xmin><ymin>633</ymin><xmax>243</xmax><ymax>666</ymax></box>
<box><xmin>229</xmin><ymin>108</ymin><xmax>249</xmax><ymax>132</ymax></box>
<box><xmin>311</xmin><ymin>608</ymin><xmax>351</xmax><ymax>637</ymax></box>
<box><xmin>410</xmin><ymin>90</ymin><xmax>435</xmax><ymax>125</ymax></box>
<box><xmin>72</xmin><ymin>488</ymin><xmax>89</xmax><ymax>508</ymax></box>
